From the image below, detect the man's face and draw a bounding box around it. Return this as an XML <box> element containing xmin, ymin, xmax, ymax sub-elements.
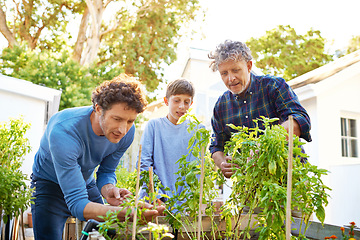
<box><xmin>96</xmin><ymin>102</ymin><xmax>138</xmax><ymax>143</ymax></box>
<box><xmin>218</xmin><ymin>59</ymin><xmax>252</xmax><ymax>95</ymax></box>
<box><xmin>164</xmin><ymin>94</ymin><xmax>193</xmax><ymax>125</ymax></box>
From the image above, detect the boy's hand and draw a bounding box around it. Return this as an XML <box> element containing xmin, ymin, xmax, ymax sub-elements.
<box><xmin>141</xmin><ymin>203</ymin><xmax>166</xmax><ymax>223</ymax></box>
<box><xmin>118</xmin><ymin>201</ymin><xmax>165</xmax><ymax>224</ymax></box>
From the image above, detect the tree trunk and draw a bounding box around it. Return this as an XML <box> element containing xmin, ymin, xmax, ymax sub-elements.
<box><xmin>80</xmin><ymin>0</ymin><xmax>105</xmax><ymax>66</ymax></box>
<box><xmin>0</xmin><ymin>8</ymin><xmax>18</xmax><ymax>48</ymax></box>
<box><xmin>72</xmin><ymin>7</ymin><xmax>90</xmax><ymax>63</ymax></box>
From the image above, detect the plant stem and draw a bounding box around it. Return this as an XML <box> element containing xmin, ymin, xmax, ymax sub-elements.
<box><xmin>132</xmin><ymin>145</ymin><xmax>142</xmax><ymax>240</ymax></box>
<box><xmin>197</xmin><ymin>147</ymin><xmax>205</xmax><ymax>240</ymax></box>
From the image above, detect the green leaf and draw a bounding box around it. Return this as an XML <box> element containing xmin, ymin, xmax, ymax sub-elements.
<box><xmin>315</xmin><ymin>205</ymin><xmax>325</xmax><ymax>223</ymax></box>
<box><xmin>268</xmin><ymin>160</ymin><xmax>277</xmax><ymax>175</ymax></box>
<box><xmin>185</xmin><ymin>171</ymin><xmax>196</xmax><ymax>186</ymax></box>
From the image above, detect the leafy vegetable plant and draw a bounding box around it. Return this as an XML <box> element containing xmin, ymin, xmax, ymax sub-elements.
<box><xmin>163</xmin><ymin>111</ymin><xmax>221</xmax><ymax>239</ymax></box>
<box><xmin>222</xmin><ymin>116</ymin><xmax>330</xmax><ymax>239</ymax></box>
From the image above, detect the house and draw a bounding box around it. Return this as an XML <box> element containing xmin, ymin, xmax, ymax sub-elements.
<box><xmin>0</xmin><ymin>74</ymin><xmax>62</xmax><ymax>178</ymax></box>
<box><xmin>288</xmin><ymin>50</ymin><xmax>360</xmax><ymax>226</ymax></box>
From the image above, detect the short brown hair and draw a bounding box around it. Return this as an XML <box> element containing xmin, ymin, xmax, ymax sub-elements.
<box><xmin>165</xmin><ymin>78</ymin><xmax>195</xmax><ymax>99</ymax></box>
<box><xmin>92</xmin><ymin>73</ymin><xmax>148</xmax><ymax>113</ymax></box>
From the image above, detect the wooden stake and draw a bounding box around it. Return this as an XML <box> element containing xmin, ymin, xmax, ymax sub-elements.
<box><xmin>132</xmin><ymin>145</ymin><xmax>142</xmax><ymax>240</ymax></box>
<box><xmin>149</xmin><ymin>166</ymin><xmax>158</xmax><ymax>225</ymax></box>
<box><xmin>197</xmin><ymin>147</ymin><xmax>205</xmax><ymax>240</ymax></box>
<box><xmin>286</xmin><ymin>116</ymin><xmax>294</xmax><ymax>240</ymax></box>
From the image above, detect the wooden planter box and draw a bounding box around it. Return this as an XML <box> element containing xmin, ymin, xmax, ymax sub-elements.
<box><xmin>77</xmin><ymin>215</ymin><xmax>360</xmax><ymax>240</ymax></box>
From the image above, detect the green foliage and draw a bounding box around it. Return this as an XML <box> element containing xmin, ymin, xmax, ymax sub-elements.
<box><xmin>100</xmin><ymin>0</ymin><xmax>203</xmax><ymax>92</ymax></box>
<box><xmin>1</xmin><ymin>0</ymin><xmax>203</xmax><ymax>95</ymax></box>
<box><xmin>0</xmin><ymin>45</ymin><xmax>122</xmax><ymax>110</ymax></box>
<box><xmin>246</xmin><ymin>25</ymin><xmax>333</xmax><ymax>80</ymax></box>
<box><xmin>100</xmin><ymin>172</ymin><xmax>173</xmax><ymax>239</ymax></box>
<box><xmin>346</xmin><ymin>36</ymin><xmax>360</xmax><ymax>54</ymax></box>
<box><xmin>0</xmin><ymin>0</ymin><xmax>79</xmax><ymax>50</ymax></box>
<box><xmin>115</xmin><ymin>166</ymin><xmax>137</xmax><ymax>195</ymax></box>
<box><xmin>103</xmin><ymin>116</ymin><xmax>330</xmax><ymax>239</ymax></box>
<box><xmin>97</xmin><ymin>198</ymin><xmax>141</xmax><ymax>239</ymax></box>
<box><xmin>139</xmin><ymin>222</ymin><xmax>174</xmax><ymax>239</ymax></box>
<box><xmin>0</xmin><ymin>117</ymin><xmax>33</xmax><ymax>223</ymax></box>
<box><xmin>223</xmin><ymin>116</ymin><xmax>330</xmax><ymax>239</ymax></box>
<box><xmin>163</xmin><ymin>112</ymin><xmax>221</xmax><ymax>239</ymax></box>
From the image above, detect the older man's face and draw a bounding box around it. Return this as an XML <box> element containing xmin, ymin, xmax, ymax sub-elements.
<box><xmin>218</xmin><ymin>59</ymin><xmax>252</xmax><ymax>95</ymax></box>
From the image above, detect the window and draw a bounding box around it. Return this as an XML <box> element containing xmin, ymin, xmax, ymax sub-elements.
<box><xmin>341</xmin><ymin>117</ymin><xmax>358</xmax><ymax>158</ymax></box>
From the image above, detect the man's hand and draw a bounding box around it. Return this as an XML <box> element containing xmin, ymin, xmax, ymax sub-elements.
<box><xmin>220</xmin><ymin>155</ymin><xmax>237</xmax><ymax>178</ymax></box>
<box><xmin>281</xmin><ymin>117</ymin><xmax>301</xmax><ymax>139</ymax></box>
<box><xmin>212</xmin><ymin>152</ymin><xmax>238</xmax><ymax>178</ymax></box>
<box><xmin>101</xmin><ymin>184</ymin><xmax>132</xmax><ymax>206</ymax></box>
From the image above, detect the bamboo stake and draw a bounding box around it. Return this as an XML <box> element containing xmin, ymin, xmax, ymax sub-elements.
<box><xmin>21</xmin><ymin>210</ymin><xmax>25</xmax><ymax>240</ymax></box>
<box><xmin>286</xmin><ymin>116</ymin><xmax>294</xmax><ymax>240</ymax></box>
<box><xmin>197</xmin><ymin>146</ymin><xmax>205</xmax><ymax>240</ymax></box>
<box><xmin>132</xmin><ymin>145</ymin><xmax>142</xmax><ymax>240</ymax></box>
<box><xmin>149</xmin><ymin>166</ymin><xmax>159</xmax><ymax>225</ymax></box>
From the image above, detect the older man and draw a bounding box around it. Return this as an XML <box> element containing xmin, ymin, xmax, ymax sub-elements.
<box><xmin>208</xmin><ymin>40</ymin><xmax>311</xmax><ymax>178</ymax></box>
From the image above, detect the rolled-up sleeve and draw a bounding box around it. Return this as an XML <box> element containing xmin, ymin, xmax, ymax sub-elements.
<box><xmin>271</xmin><ymin>77</ymin><xmax>312</xmax><ymax>142</ymax></box>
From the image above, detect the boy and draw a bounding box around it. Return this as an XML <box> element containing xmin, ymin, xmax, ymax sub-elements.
<box><xmin>139</xmin><ymin>78</ymin><xmax>203</xmax><ymax>205</ymax></box>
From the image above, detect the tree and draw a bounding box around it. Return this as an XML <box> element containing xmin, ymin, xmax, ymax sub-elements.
<box><xmin>0</xmin><ymin>0</ymin><xmax>203</xmax><ymax>101</ymax></box>
<box><xmin>346</xmin><ymin>35</ymin><xmax>360</xmax><ymax>54</ymax></box>
<box><xmin>246</xmin><ymin>25</ymin><xmax>333</xmax><ymax>80</ymax></box>
<box><xmin>0</xmin><ymin>44</ymin><xmax>122</xmax><ymax>110</ymax></box>
<box><xmin>0</xmin><ymin>117</ymin><xmax>33</xmax><ymax>223</ymax></box>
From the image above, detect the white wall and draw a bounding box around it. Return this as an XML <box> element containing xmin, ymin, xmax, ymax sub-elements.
<box><xmin>0</xmin><ymin>75</ymin><xmax>61</xmax><ymax>180</ymax></box>
<box><xmin>320</xmin><ymin>65</ymin><xmax>360</xmax><ymax>226</ymax></box>
<box><xmin>0</xmin><ymin>90</ymin><xmax>47</xmax><ymax>177</ymax></box>
<box><xmin>182</xmin><ymin>57</ymin><xmax>226</xmax><ymax>128</ymax></box>
<box><xmin>295</xmin><ymin>61</ymin><xmax>360</xmax><ymax>226</ymax></box>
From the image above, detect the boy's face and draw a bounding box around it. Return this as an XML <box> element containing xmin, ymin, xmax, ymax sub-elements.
<box><xmin>164</xmin><ymin>94</ymin><xmax>193</xmax><ymax>125</ymax></box>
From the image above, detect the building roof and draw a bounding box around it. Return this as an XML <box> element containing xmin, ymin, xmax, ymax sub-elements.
<box><xmin>0</xmin><ymin>74</ymin><xmax>62</xmax><ymax>102</ymax></box>
<box><xmin>288</xmin><ymin>50</ymin><xmax>360</xmax><ymax>89</ymax></box>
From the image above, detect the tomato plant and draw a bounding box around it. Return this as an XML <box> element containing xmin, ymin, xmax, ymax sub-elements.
<box><xmin>223</xmin><ymin>116</ymin><xmax>330</xmax><ymax>239</ymax></box>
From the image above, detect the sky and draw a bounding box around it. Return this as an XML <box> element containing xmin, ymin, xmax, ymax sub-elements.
<box><xmin>159</xmin><ymin>0</ymin><xmax>360</xmax><ymax>92</ymax></box>
<box><xmin>1</xmin><ymin>0</ymin><xmax>359</xmax><ymax>94</ymax></box>
<box><xmin>189</xmin><ymin>0</ymin><xmax>360</xmax><ymax>51</ymax></box>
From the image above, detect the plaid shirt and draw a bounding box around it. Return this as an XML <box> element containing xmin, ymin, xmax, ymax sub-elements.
<box><xmin>210</xmin><ymin>73</ymin><xmax>312</xmax><ymax>154</ymax></box>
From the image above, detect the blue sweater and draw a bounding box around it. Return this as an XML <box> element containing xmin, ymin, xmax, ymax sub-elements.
<box><xmin>139</xmin><ymin>117</ymin><xmax>203</xmax><ymax>204</ymax></box>
<box><xmin>32</xmin><ymin>106</ymin><xmax>134</xmax><ymax>220</ymax></box>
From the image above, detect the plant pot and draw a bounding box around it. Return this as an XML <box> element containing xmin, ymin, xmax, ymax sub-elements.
<box><xmin>28</xmin><ymin>212</ymin><xmax>33</xmax><ymax>228</ymax></box>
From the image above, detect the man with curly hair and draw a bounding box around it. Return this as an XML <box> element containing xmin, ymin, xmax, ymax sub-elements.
<box><xmin>30</xmin><ymin>74</ymin><xmax>165</xmax><ymax>240</ymax></box>
<box><xmin>208</xmin><ymin>40</ymin><xmax>312</xmax><ymax>178</ymax></box>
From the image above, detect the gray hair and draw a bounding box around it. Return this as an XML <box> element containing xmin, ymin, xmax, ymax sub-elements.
<box><xmin>208</xmin><ymin>40</ymin><xmax>253</xmax><ymax>72</ymax></box>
